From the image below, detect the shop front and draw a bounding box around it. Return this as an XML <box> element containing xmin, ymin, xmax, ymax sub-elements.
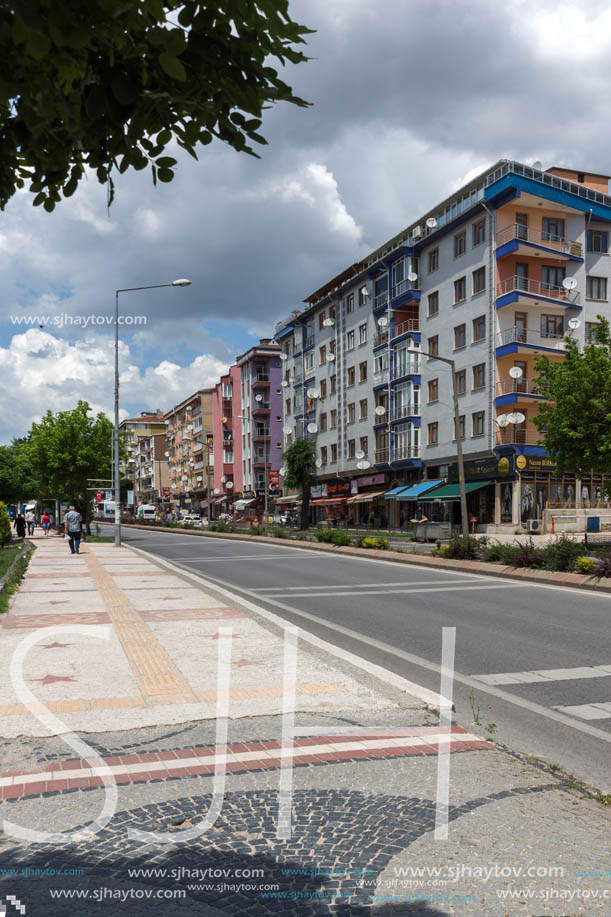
<box><xmin>386</xmin><ymin>479</ymin><xmax>445</xmax><ymax>528</ymax></box>
<box><xmin>346</xmin><ymin>474</ymin><xmax>389</xmax><ymax>527</ymax></box>
<box><xmin>309</xmin><ymin>481</ymin><xmax>351</xmax><ymax>525</ymax></box>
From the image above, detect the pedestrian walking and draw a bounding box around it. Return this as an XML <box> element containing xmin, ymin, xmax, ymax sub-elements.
<box><xmin>25</xmin><ymin>509</ymin><xmax>36</xmax><ymax>536</ymax></box>
<box><xmin>64</xmin><ymin>505</ymin><xmax>83</xmax><ymax>555</ymax></box>
<box><xmin>13</xmin><ymin>513</ymin><xmax>26</xmax><ymax>539</ymax></box>
<box><xmin>41</xmin><ymin>512</ymin><xmax>51</xmax><ymax>536</ymax></box>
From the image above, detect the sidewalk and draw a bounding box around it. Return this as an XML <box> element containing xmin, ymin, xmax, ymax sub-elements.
<box><xmin>0</xmin><ymin>533</ymin><xmax>609</xmax><ymax>915</ymax></box>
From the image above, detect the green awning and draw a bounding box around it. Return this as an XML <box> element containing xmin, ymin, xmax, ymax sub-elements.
<box><xmin>419</xmin><ymin>481</ymin><xmax>493</xmax><ymax>502</ymax></box>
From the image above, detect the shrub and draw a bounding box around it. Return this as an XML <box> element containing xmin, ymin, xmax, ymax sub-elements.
<box><xmin>511</xmin><ymin>538</ymin><xmax>545</xmax><ymax>568</ymax></box>
<box><xmin>540</xmin><ymin>535</ymin><xmax>584</xmax><ymax>572</ymax></box>
<box><xmin>315</xmin><ymin>529</ymin><xmax>333</xmax><ymax>543</ymax></box>
<box><xmin>594</xmin><ymin>555</ymin><xmax>611</xmax><ymax>579</ymax></box>
<box><xmin>444</xmin><ymin>533</ymin><xmax>482</xmax><ymax>560</ymax></box>
<box><xmin>316</xmin><ymin>529</ymin><xmax>352</xmax><ymax>546</ymax></box>
<box><xmin>433</xmin><ymin>544</ymin><xmax>451</xmax><ymax>558</ymax></box>
<box><xmin>272</xmin><ymin>527</ymin><xmax>287</xmax><ymax>538</ymax></box>
<box><xmin>249</xmin><ymin>524</ymin><xmax>265</xmax><ymax>536</ymax></box>
<box><xmin>483</xmin><ymin>542</ymin><xmax>525</xmax><ymax>566</ymax></box>
<box><xmin>0</xmin><ymin>502</ymin><xmax>11</xmax><ymax>548</ymax></box>
<box><xmin>210</xmin><ymin>521</ymin><xmax>234</xmax><ymax>533</ymax></box>
<box><xmin>359</xmin><ymin>536</ymin><xmax>389</xmax><ymax>550</ymax></box>
<box><xmin>575</xmin><ymin>556</ymin><xmax>597</xmax><ymax>575</ymax></box>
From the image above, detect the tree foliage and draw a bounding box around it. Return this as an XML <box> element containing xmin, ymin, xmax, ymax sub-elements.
<box><xmin>282</xmin><ymin>437</ymin><xmax>315</xmax><ymax>530</ymax></box>
<box><xmin>0</xmin><ymin>438</ymin><xmax>38</xmax><ymax>505</ymax></box>
<box><xmin>533</xmin><ymin>317</ymin><xmax>611</xmax><ymax>480</ymax></box>
<box><xmin>0</xmin><ymin>502</ymin><xmax>11</xmax><ymax>547</ymax></box>
<box><xmin>27</xmin><ymin>401</ymin><xmax>115</xmax><ymax>523</ymax></box>
<box><xmin>0</xmin><ymin>0</ymin><xmax>312</xmax><ymax>211</ymax></box>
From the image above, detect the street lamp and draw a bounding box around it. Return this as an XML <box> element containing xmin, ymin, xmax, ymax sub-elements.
<box><xmin>113</xmin><ymin>279</ymin><xmax>191</xmax><ymax>547</ymax></box>
<box><xmin>254</xmin><ymin>393</ymin><xmax>270</xmax><ymax>524</ymax></box>
<box><xmin>206</xmin><ymin>433</ymin><xmax>214</xmax><ymax>526</ymax></box>
<box><xmin>407</xmin><ymin>347</ymin><xmax>469</xmax><ymax>538</ymax></box>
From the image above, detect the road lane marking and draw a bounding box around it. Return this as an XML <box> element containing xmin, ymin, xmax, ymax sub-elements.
<box><xmin>253</xmin><ymin>584</ymin><xmax>530</xmax><ymax>598</ymax></box>
<box><xmin>554</xmin><ymin>702</ymin><xmax>611</xmax><ymax>720</ymax></box>
<box><xmin>253</xmin><ymin>580</ymin><xmax>483</xmax><ymax>592</ymax></box>
<box><xmin>473</xmin><ymin>664</ymin><xmax>611</xmax><ymax>685</ymax></box>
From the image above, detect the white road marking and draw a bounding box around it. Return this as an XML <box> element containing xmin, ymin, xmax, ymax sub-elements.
<box><xmin>260</xmin><ymin>583</ymin><xmax>531</xmax><ymax>598</ymax></box>
<box><xmin>163</xmin><ymin>552</ymin><xmax>335</xmax><ymax>562</ymax></box>
<box><xmin>554</xmin><ymin>702</ymin><xmax>611</xmax><ymax>720</ymax></box>
<box><xmin>473</xmin><ymin>664</ymin><xmax>611</xmax><ymax>686</ymax></box>
<box><xmin>253</xmin><ymin>579</ymin><xmax>482</xmax><ymax>592</ymax></box>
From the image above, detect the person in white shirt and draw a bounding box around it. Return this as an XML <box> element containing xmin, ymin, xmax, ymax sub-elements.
<box><xmin>63</xmin><ymin>506</ymin><xmax>82</xmax><ymax>555</ymax></box>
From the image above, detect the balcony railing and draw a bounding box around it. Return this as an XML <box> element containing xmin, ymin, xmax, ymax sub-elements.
<box><xmin>495</xmin><ymin>327</ymin><xmax>567</xmax><ymax>350</ymax></box>
<box><xmin>253</xmin><ymin>373</ymin><xmax>270</xmax><ymax>383</ymax></box>
<box><xmin>374</xmin><ymin>291</ymin><xmax>389</xmax><ymax>309</ymax></box>
<box><xmin>496</xmin><ymin>380</ymin><xmax>544</xmax><ymax>397</ymax></box>
<box><xmin>374</xmin><ymin>331</ymin><xmax>389</xmax><ymax>348</ymax></box>
<box><xmin>374</xmin><ymin>448</ymin><xmax>389</xmax><ymax>463</ymax></box>
<box><xmin>373</xmin><ymin>369</ymin><xmax>389</xmax><ymax>386</ymax></box>
<box><xmin>497</xmin><ymin>275</ymin><xmax>580</xmax><ymax>304</ymax></box>
<box><xmin>496</xmin><ymin>223</ymin><xmax>582</xmax><ymax>258</ymax></box>
<box><xmin>394</xmin><ymin>444</ymin><xmax>420</xmax><ymax>460</ymax></box>
<box><xmin>392</xmin><ymin>402</ymin><xmax>420</xmax><ymax>419</ymax></box>
<box><xmin>393</xmin><ymin>319</ymin><xmax>420</xmax><ymax>338</ymax></box>
<box><xmin>495</xmin><ymin>429</ymin><xmax>543</xmax><ymax>446</ymax></box>
<box><xmin>485</xmin><ymin>160</ymin><xmax>611</xmax><ymax>209</ymax></box>
<box><xmin>392</xmin><ymin>278</ymin><xmax>419</xmax><ymax>299</ymax></box>
<box><xmin>392</xmin><ymin>360</ymin><xmax>420</xmax><ymax>380</ymax></box>
<box><xmin>252</xmin><ymin>402</ymin><xmax>271</xmax><ymax>412</ymax></box>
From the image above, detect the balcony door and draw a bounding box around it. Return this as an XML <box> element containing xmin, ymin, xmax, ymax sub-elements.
<box><xmin>514</xmin><ymin>311</ymin><xmax>527</xmax><ymax>342</ymax></box>
<box><xmin>516</xmin><ymin>263</ymin><xmax>528</xmax><ymax>291</ymax></box>
<box><xmin>514</xmin><ymin>360</ymin><xmax>528</xmax><ymax>393</ymax></box>
<box><xmin>516</xmin><ymin>213</ymin><xmax>528</xmax><ymax>241</ymax></box>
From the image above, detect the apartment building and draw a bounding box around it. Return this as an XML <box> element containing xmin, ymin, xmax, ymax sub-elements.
<box><xmin>236</xmin><ymin>339</ymin><xmax>283</xmax><ymax>496</ymax></box>
<box><xmin>212</xmin><ymin>366</ymin><xmax>242</xmax><ymax>508</ymax></box>
<box><xmin>165</xmin><ymin>389</ymin><xmax>214</xmax><ymax>510</ymax></box>
<box><xmin>275</xmin><ymin>160</ymin><xmax>611</xmax><ymax>531</ymax></box>
<box><xmin>119</xmin><ymin>411</ymin><xmax>166</xmax><ymax>500</ymax></box>
<box><xmin>133</xmin><ymin>433</ymin><xmax>170</xmax><ymax>504</ymax></box>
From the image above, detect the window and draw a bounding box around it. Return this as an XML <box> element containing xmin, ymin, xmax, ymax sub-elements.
<box><xmin>587</xmin><ymin>229</ymin><xmax>608</xmax><ymax>253</ymax></box>
<box><xmin>428</xmin><ymin>422</ymin><xmax>438</xmax><ymax>445</ymax></box>
<box><xmin>472</xmin><ymin>266</ymin><xmax>486</xmax><ymax>294</ymax></box>
<box><xmin>347</xmin><ymin>366</ymin><xmax>355</xmax><ymax>386</ymax></box>
<box><xmin>359</xmin><ymin>399</ymin><xmax>368</xmax><ymax>420</ymax></box>
<box><xmin>360</xmin><ymin>435</ymin><xmax>368</xmax><ymax>455</ymax></box>
<box><xmin>319</xmin><ymin>345</ymin><xmax>326</xmax><ymax>364</ymax></box>
<box><xmin>358</xmin><ymin>323</ymin><xmax>368</xmax><ymax>345</ymax></box>
<box><xmin>358</xmin><ymin>286</ymin><xmax>368</xmax><ymax>306</ymax></box>
<box><xmin>428</xmin><ymin>291</ymin><xmax>439</xmax><ymax>316</ymax></box>
<box><xmin>456</xmin><ymin>369</ymin><xmax>466</xmax><ymax>395</ymax></box>
<box><xmin>285</xmin><ymin>398</ymin><xmax>291</xmax><ymax>416</ymax></box>
<box><xmin>541</xmin><ymin>265</ymin><xmax>565</xmax><ymax>291</ymax></box>
<box><xmin>319</xmin><ymin>378</ymin><xmax>327</xmax><ymax>398</ymax></box>
<box><xmin>454</xmin><ymin>277</ymin><xmax>466</xmax><ymax>303</ymax></box>
<box><xmin>330</xmin><ymin>443</ymin><xmax>337</xmax><ymax>463</ymax></box>
<box><xmin>428</xmin><ymin>379</ymin><xmax>439</xmax><ymax>403</ymax></box>
<box><xmin>472</xmin><ymin>315</ymin><xmax>486</xmax><ymax>342</ymax></box>
<box><xmin>346</xmin><ymin>330</ymin><xmax>355</xmax><ymax>350</ymax></box>
<box><xmin>516</xmin><ymin>212</ymin><xmax>528</xmax><ymax>240</ymax></box>
<box><xmin>374</xmin><ymin>352</ymin><xmax>388</xmax><ymax>375</ymax></box>
<box><xmin>472</xmin><ymin>218</ymin><xmax>485</xmax><ymax>246</ymax></box>
<box><xmin>454</xmin><ymin>323</ymin><xmax>466</xmax><ymax>349</ymax></box>
<box><xmin>330</xmin><ymin>374</ymin><xmax>337</xmax><ymax>394</ymax></box>
<box><xmin>472</xmin><ymin>362</ymin><xmax>486</xmax><ymax>389</ymax></box>
<box><xmin>305</xmin><ymin>351</ymin><xmax>314</xmax><ymax>371</ymax></box>
<box><xmin>329</xmin><ymin>305</ymin><xmax>336</xmax><ymax>320</ymax></box>
<box><xmin>330</xmin><ymin>409</ymin><xmax>337</xmax><ymax>429</ymax></box>
<box><xmin>541</xmin><ymin>314</ymin><xmax>564</xmax><ymax>338</ymax></box>
<box><xmin>318</xmin><ymin>311</ymin><xmax>326</xmax><ymax>330</ymax></box>
<box><xmin>320</xmin><ymin>446</ymin><xmax>327</xmax><ymax>465</ymax></box>
<box><xmin>347</xmin><ymin>402</ymin><xmax>355</xmax><ymax>423</ymax></box>
<box><xmin>428</xmin><ymin>335</ymin><xmax>439</xmax><ymax>358</ymax></box>
<box><xmin>585</xmin><ymin>322</ymin><xmax>601</xmax><ymax>344</ymax></box>
<box><xmin>428</xmin><ymin>248</ymin><xmax>439</xmax><ymax>272</ymax></box>
<box><xmin>587</xmin><ymin>276</ymin><xmax>608</xmax><ymax>300</ymax></box>
<box><xmin>347</xmin><ymin>439</ymin><xmax>356</xmax><ymax>458</ymax></box>
<box><xmin>319</xmin><ymin>412</ymin><xmax>327</xmax><ymax>432</ymax></box>
<box><xmin>346</xmin><ymin>293</ymin><xmax>354</xmax><ymax>313</ymax></box>
<box><xmin>293</xmin><ymin>395</ymin><xmax>298</xmax><ymax>412</ymax></box>
<box><xmin>329</xmin><ymin>338</ymin><xmax>336</xmax><ymax>356</ymax></box>
<box><xmin>359</xmin><ymin>361</ymin><xmax>368</xmax><ymax>382</ymax></box>
<box><xmin>454</xmin><ymin>414</ymin><xmax>466</xmax><ymax>440</ymax></box>
<box><xmin>472</xmin><ymin>411</ymin><xmax>485</xmax><ymax>437</ymax></box>
<box><xmin>542</xmin><ymin>217</ymin><xmax>564</xmax><ymax>242</ymax></box>
<box><xmin>454</xmin><ymin>230</ymin><xmax>466</xmax><ymax>257</ymax></box>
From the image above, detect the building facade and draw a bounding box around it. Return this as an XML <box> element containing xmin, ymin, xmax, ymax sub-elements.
<box><xmin>165</xmin><ymin>389</ymin><xmax>214</xmax><ymax>510</ymax></box>
<box><xmin>275</xmin><ymin>160</ymin><xmax>611</xmax><ymax>530</ymax></box>
<box><xmin>236</xmin><ymin>339</ymin><xmax>283</xmax><ymax>497</ymax></box>
<box><xmin>212</xmin><ymin>366</ymin><xmax>243</xmax><ymax>510</ymax></box>
<box><xmin>133</xmin><ymin>433</ymin><xmax>170</xmax><ymax>504</ymax></box>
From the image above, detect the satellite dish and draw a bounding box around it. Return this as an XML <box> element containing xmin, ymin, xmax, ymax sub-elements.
<box><xmin>374</xmin><ymin>405</ymin><xmax>386</xmax><ymax>416</ymax></box>
<box><xmin>222</xmin><ymin>417</ymin><xmax>228</xmax><ymax>423</ymax></box>
<box><xmin>221</xmin><ymin>476</ymin><xmax>226</xmax><ymax>483</ymax></box>
<box><xmin>279</xmin><ymin>466</ymin><xmax>286</xmax><ymax>476</ymax></box>
<box><xmin>513</xmin><ymin>412</ymin><xmax>526</xmax><ymax>424</ymax></box>
<box><xmin>306</xmin><ymin>388</ymin><xmax>317</xmax><ymax>398</ymax></box>
<box><xmin>568</xmin><ymin>317</ymin><xmax>581</xmax><ymax>330</ymax></box>
<box><xmin>355</xmin><ymin>450</ymin><xmax>365</xmax><ymax>459</ymax></box>
<box><xmin>283</xmin><ymin>425</ymin><xmax>292</xmax><ymax>435</ymax></box>
<box><xmin>196</xmin><ymin>476</ymin><xmax>203</xmax><ymax>482</ymax></box>
<box><xmin>281</xmin><ymin>380</ymin><xmax>289</xmax><ymax>387</ymax></box>
<box><xmin>323</xmin><ymin>318</ymin><xmax>335</xmax><ymax>327</ymax></box>
<box><xmin>362</xmin><ymin>287</ymin><xmax>369</xmax><ymax>296</ymax></box>
<box><xmin>327</xmin><ymin>352</ymin><xmax>336</xmax><ymax>361</ymax></box>
<box><xmin>311</xmin><ymin>389</ymin><xmax>320</xmax><ymax>398</ymax></box>
<box><xmin>226</xmin><ymin>481</ymin><xmax>234</xmax><ymax>489</ymax></box>
<box><xmin>306</xmin><ymin>422</ymin><xmax>318</xmax><ymax>433</ymax></box>
<box><xmin>357</xmin><ymin>460</ymin><xmax>371</xmax><ymax>470</ymax></box>
<box><xmin>315</xmin><ymin>459</ymin><xmax>323</xmax><ymax>468</ymax></box>
<box><xmin>255</xmin><ymin>394</ymin><xmax>263</xmax><ymax>402</ymax></box>
<box><xmin>562</xmin><ymin>277</ymin><xmax>577</xmax><ymax>291</ymax></box>
<box><xmin>378</xmin><ymin>316</ymin><xmax>388</xmax><ymax>327</ymax></box>
<box><xmin>408</xmin><ymin>271</ymin><xmax>418</xmax><ymax>282</ymax></box>
<box><xmin>164</xmin><ymin>451</ymin><xmax>169</xmax><ymax>457</ymax></box>
<box><xmin>426</xmin><ymin>217</ymin><xmax>438</xmax><ymax>229</ymax></box>
<box><xmin>532</xmin><ymin>160</ymin><xmax>542</xmax><ymax>171</ymax></box>
<box><xmin>496</xmin><ymin>414</ymin><xmax>510</xmax><ymax>428</ymax></box>
<box><xmin>280</xmin><ymin>353</ymin><xmax>288</xmax><ymax>361</ymax></box>
<box><xmin>213</xmin><ymin>488</ymin><xmax>220</xmax><ymax>495</ymax></box>
<box><xmin>509</xmin><ymin>366</ymin><xmax>523</xmax><ymax>379</ymax></box>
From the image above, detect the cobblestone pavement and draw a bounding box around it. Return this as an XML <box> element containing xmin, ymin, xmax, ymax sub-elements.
<box><xmin>0</xmin><ymin>536</ymin><xmax>609</xmax><ymax>915</ymax></box>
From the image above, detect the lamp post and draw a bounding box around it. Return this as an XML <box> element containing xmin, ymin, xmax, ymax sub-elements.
<box><xmin>407</xmin><ymin>348</ymin><xmax>469</xmax><ymax>538</ymax></box>
<box><xmin>113</xmin><ymin>279</ymin><xmax>191</xmax><ymax>547</ymax></box>
<box><xmin>254</xmin><ymin>394</ymin><xmax>269</xmax><ymax>524</ymax></box>
<box><xmin>206</xmin><ymin>433</ymin><xmax>213</xmax><ymax>526</ymax></box>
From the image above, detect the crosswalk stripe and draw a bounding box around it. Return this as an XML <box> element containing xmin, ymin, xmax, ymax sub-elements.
<box><xmin>473</xmin><ymin>664</ymin><xmax>611</xmax><ymax>686</ymax></box>
<box><xmin>554</xmin><ymin>702</ymin><xmax>611</xmax><ymax>720</ymax></box>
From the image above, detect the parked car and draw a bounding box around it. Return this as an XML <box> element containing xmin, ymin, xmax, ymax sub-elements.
<box><xmin>181</xmin><ymin>513</ymin><xmax>203</xmax><ymax>527</ymax></box>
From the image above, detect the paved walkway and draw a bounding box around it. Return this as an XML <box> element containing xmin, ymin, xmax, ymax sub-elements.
<box><xmin>0</xmin><ymin>533</ymin><xmax>610</xmax><ymax>915</ymax></box>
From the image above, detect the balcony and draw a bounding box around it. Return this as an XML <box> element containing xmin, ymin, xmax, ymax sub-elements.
<box><xmin>252</xmin><ymin>402</ymin><xmax>271</xmax><ymax>414</ymax></box>
<box><xmin>373</xmin><ymin>369</ymin><xmax>389</xmax><ymax>386</ymax></box>
<box><xmin>495</xmin><ymin>429</ymin><xmax>543</xmax><ymax>446</ymax></box>
<box><xmin>253</xmin><ymin>374</ymin><xmax>270</xmax><ymax>385</ymax></box>
<box><xmin>253</xmin><ymin>432</ymin><xmax>270</xmax><ymax>442</ymax></box>
<box><xmin>392</xmin><ymin>278</ymin><xmax>419</xmax><ymax>299</ymax></box>
<box><xmin>495</xmin><ymin>327</ymin><xmax>567</xmax><ymax>352</ymax></box>
<box><xmin>392</xmin><ymin>318</ymin><xmax>420</xmax><ymax>338</ymax></box>
<box><xmin>394</xmin><ymin>444</ymin><xmax>420</xmax><ymax>460</ymax></box>
<box><xmin>496</xmin><ymin>275</ymin><xmax>580</xmax><ymax>308</ymax></box>
<box><xmin>392</xmin><ymin>360</ymin><xmax>420</xmax><ymax>380</ymax></box>
<box><xmin>374</xmin><ymin>331</ymin><xmax>389</xmax><ymax>348</ymax></box>
<box><xmin>392</xmin><ymin>402</ymin><xmax>420</xmax><ymax>420</ymax></box>
<box><xmin>374</xmin><ymin>448</ymin><xmax>390</xmax><ymax>464</ymax></box>
<box><xmin>374</xmin><ymin>291</ymin><xmax>389</xmax><ymax>310</ymax></box>
<box><xmin>496</xmin><ymin>224</ymin><xmax>583</xmax><ymax>260</ymax></box>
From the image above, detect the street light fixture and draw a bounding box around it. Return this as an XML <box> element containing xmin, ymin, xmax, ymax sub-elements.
<box><xmin>113</xmin><ymin>279</ymin><xmax>191</xmax><ymax>547</ymax></box>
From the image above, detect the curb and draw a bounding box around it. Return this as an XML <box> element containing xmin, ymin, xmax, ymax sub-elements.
<box><xmin>110</xmin><ymin>523</ymin><xmax>611</xmax><ymax>595</ymax></box>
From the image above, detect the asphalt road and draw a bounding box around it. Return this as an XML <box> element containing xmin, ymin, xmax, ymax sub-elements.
<box><xmin>103</xmin><ymin>526</ymin><xmax>611</xmax><ymax>791</ymax></box>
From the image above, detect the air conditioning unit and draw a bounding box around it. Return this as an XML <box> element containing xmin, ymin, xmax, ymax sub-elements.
<box><xmin>412</xmin><ymin>224</ymin><xmax>423</xmax><ymax>239</ymax></box>
<box><xmin>528</xmin><ymin>520</ymin><xmax>542</xmax><ymax>534</ymax></box>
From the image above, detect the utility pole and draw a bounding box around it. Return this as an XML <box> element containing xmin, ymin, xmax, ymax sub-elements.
<box><xmin>206</xmin><ymin>433</ymin><xmax>213</xmax><ymax>526</ymax></box>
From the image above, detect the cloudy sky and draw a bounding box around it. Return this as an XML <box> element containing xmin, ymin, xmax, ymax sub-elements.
<box><xmin>2</xmin><ymin>0</ymin><xmax>611</xmax><ymax>441</ymax></box>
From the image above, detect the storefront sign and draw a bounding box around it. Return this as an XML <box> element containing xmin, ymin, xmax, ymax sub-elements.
<box><xmin>162</xmin><ymin>487</ymin><xmax>170</xmax><ymax>497</ymax></box>
<box><xmin>515</xmin><ymin>455</ymin><xmax>556</xmax><ymax>472</ymax></box>
<box><xmin>327</xmin><ymin>480</ymin><xmax>351</xmax><ymax>496</ymax></box>
<box><xmin>356</xmin><ymin>473</ymin><xmax>386</xmax><ymax>488</ymax></box>
<box><xmin>449</xmin><ymin>457</ymin><xmax>513</xmax><ymax>482</ymax></box>
<box><xmin>268</xmin><ymin>470</ymin><xmax>280</xmax><ymax>487</ymax></box>
<box><xmin>310</xmin><ymin>484</ymin><xmax>328</xmax><ymax>499</ymax></box>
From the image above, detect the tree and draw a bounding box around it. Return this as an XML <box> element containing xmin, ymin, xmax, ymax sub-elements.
<box><xmin>0</xmin><ymin>0</ymin><xmax>312</xmax><ymax>211</ymax></box>
<box><xmin>0</xmin><ymin>438</ymin><xmax>38</xmax><ymax>506</ymax></box>
<box><xmin>0</xmin><ymin>502</ymin><xmax>11</xmax><ymax>548</ymax></box>
<box><xmin>282</xmin><ymin>437</ymin><xmax>316</xmax><ymax>530</ymax></box>
<box><xmin>533</xmin><ymin>316</ymin><xmax>611</xmax><ymax>487</ymax></box>
<box><xmin>27</xmin><ymin>401</ymin><xmax>115</xmax><ymax>529</ymax></box>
